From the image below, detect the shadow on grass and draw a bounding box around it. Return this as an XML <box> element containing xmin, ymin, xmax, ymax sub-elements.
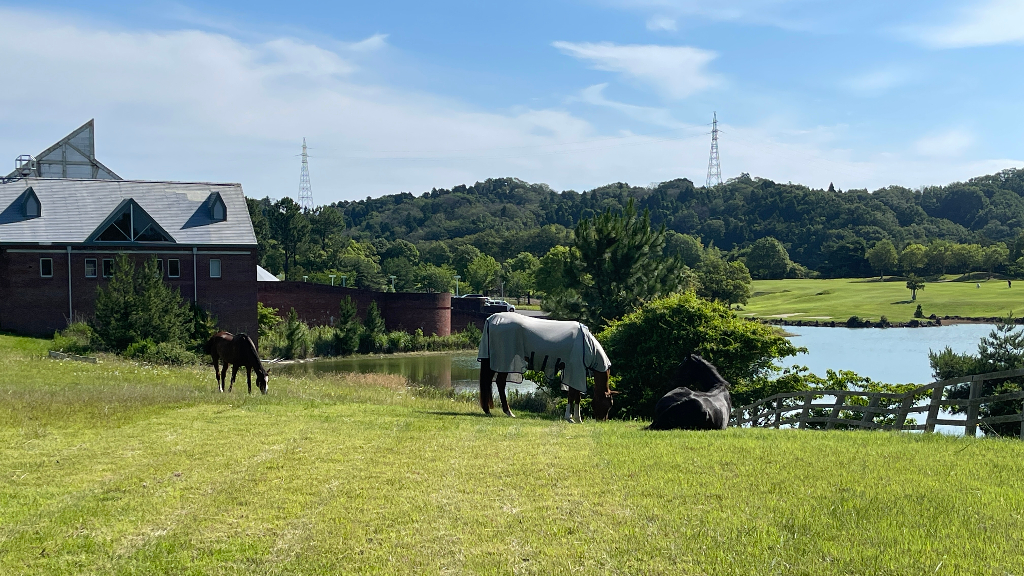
<box><xmin>421</xmin><ymin>410</ymin><xmax>493</xmax><ymax>418</ymax></box>
<box><xmin>891</xmin><ymin>300</ymin><xmax>915</xmax><ymax>305</ymax></box>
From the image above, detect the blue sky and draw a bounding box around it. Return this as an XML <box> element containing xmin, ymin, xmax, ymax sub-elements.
<box><xmin>1</xmin><ymin>1</ymin><xmax>1022</xmax><ymax>203</ymax></box>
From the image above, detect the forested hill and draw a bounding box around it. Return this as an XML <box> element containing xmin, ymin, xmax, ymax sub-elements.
<box><xmin>329</xmin><ymin>168</ymin><xmax>1024</xmax><ymax>275</ymax></box>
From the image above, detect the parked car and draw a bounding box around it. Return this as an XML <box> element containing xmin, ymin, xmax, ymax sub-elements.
<box><xmin>460</xmin><ymin>294</ymin><xmax>486</xmax><ymax>299</ymax></box>
<box><xmin>486</xmin><ymin>299</ymin><xmax>516</xmax><ymax>312</ymax></box>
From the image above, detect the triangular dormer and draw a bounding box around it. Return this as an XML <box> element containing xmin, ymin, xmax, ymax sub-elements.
<box><xmin>208</xmin><ymin>192</ymin><xmax>227</xmax><ymax>222</ymax></box>
<box><xmin>89</xmin><ymin>199</ymin><xmax>175</xmax><ymax>243</ymax></box>
<box><xmin>22</xmin><ymin>187</ymin><xmax>41</xmax><ymax>218</ymax></box>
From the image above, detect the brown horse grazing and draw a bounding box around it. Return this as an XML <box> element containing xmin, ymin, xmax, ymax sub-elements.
<box><xmin>477</xmin><ymin>312</ymin><xmax>614</xmax><ymax>421</ymax></box>
<box><xmin>205</xmin><ymin>331</ymin><xmax>269</xmax><ymax>394</ymax></box>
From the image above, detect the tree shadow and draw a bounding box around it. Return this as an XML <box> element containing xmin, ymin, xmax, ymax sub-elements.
<box><xmin>891</xmin><ymin>300</ymin><xmax>915</xmax><ymax>305</ymax></box>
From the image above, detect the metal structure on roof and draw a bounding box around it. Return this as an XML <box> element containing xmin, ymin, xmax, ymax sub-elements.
<box><xmin>6</xmin><ymin>120</ymin><xmax>120</xmax><ymax>181</ymax></box>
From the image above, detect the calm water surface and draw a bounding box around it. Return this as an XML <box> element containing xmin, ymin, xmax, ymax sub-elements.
<box><xmin>278</xmin><ymin>324</ymin><xmax>1000</xmax><ymax>388</ymax></box>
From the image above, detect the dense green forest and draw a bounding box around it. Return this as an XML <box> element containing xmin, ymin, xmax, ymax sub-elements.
<box><xmin>247</xmin><ymin>168</ymin><xmax>1024</xmax><ymax>295</ymax></box>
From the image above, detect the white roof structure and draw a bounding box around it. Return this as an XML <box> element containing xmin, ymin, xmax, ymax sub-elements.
<box><xmin>6</xmin><ymin>120</ymin><xmax>119</xmax><ymax>180</ymax></box>
<box><xmin>0</xmin><ymin>178</ymin><xmax>256</xmax><ymax>246</ymax></box>
<box><xmin>257</xmin><ymin>265</ymin><xmax>280</xmax><ymax>281</ymax></box>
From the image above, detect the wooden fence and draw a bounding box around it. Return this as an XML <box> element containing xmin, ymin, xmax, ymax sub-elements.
<box><xmin>731</xmin><ymin>367</ymin><xmax>1024</xmax><ymax>439</ymax></box>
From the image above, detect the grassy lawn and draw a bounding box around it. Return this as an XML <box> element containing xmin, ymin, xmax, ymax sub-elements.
<box><xmin>2</xmin><ymin>333</ymin><xmax>1024</xmax><ymax>574</ymax></box>
<box><xmin>745</xmin><ymin>277</ymin><xmax>1024</xmax><ymax>323</ymax></box>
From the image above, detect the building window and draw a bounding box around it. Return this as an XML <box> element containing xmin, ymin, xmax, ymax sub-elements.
<box><xmin>156</xmin><ymin>259</ymin><xmax>164</xmax><ymax>277</ymax></box>
<box><xmin>210</xmin><ymin>259</ymin><xmax>222</xmax><ymax>278</ymax></box>
<box><xmin>168</xmin><ymin>259</ymin><xmax>180</xmax><ymax>278</ymax></box>
<box><xmin>102</xmin><ymin>258</ymin><xmax>114</xmax><ymax>278</ymax></box>
<box><xmin>40</xmin><ymin>258</ymin><xmax>53</xmax><ymax>278</ymax></box>
<box><xmin>85</xmin><ymin>258</ymin><xmax>97</xmax><ymax>278</ymax></box>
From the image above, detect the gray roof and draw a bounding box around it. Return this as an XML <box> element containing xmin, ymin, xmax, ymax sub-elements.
<box><xmin>0</xmin><ymin>178</ymin><xmax>257</xmax><ymax>246</ymax></box>
<box><xmin>257</xmin><ymin>265</ymin><xmax>280</xmax><ymax>281</ymax></box>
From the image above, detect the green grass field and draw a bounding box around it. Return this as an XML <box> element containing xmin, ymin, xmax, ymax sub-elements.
<box><xmin>3</xmin><ymin>333</ymin><xmax>1024</xmax><ymax>574</ymax></box>
<box><xmin>745</xmin><ymin>277</ymin><xmax>1024</xmax><ymax>323</ymax></box>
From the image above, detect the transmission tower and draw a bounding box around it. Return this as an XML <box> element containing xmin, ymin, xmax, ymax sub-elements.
<box><xmin>298</xmin><ymin>138</ymin><xmax>313</xmax><ymax>210</ymax></box>
<box><xmin>705</xmin><ymin>112</ymin><xmax>722</xmax><ymax>188</ymax></box>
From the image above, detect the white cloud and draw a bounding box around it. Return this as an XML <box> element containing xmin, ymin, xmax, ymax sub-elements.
<box><xmin>909</xmin><ymin>0</ymin><xmax>1024</xmax><ymax>48</ymax></box>
<box><xmin>0</xmin><ymin>7</ymin><xmax>1019</xmax><ymax>203</ymax></box>
<box><xmin>346</xmin><ymin>33</ymin><xmax>389</xmax><ymax>52</ymax></box>
<box><xmin>842</xmin><ymin>67</ymin><xmax>911</xmax><ymax>96</ymax></box>
<box><xmin>603</xmin><ymin>0</ymin><xmax>816</xmax><ymax>30</ymax></box>
<box><xmin>553</xmin><ymin>41</ymin><xmax>719</xmax><ymax>99</ymax></box>
<box><xmin>646</xmin><ymin>15</ymin><xmax>677</xmax><ymax>31</ymax></box>
<box><xmin>914</xmin><ymin>129</ymin><xmax>975</xmax><ymax>157</ymax></box>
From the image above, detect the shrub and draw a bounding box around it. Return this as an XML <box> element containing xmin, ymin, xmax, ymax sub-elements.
<box><xmin>93</xmin><ymin>255</ymin><xmax>191</xmax><ymax>352</ymax></box>
<box><xmin>124</xmin><ymin>339</ymin><xmax>200</xmax><ymax>365</ymax></box>
<box><xmin>283</xmin><ymin>308</ymin><xmax>311</xmax><ymax>359</ymax></box>
<box><xmin>311</xmin><ymin>324</ymin><xmax>338</xmax><ymax>357</ymax></box>
<box><xmin>598</xmin><ymin>292</ymin><xmax>800</xmax><ymax>419</ymax></box>
<box><xmin>333</xmin><ymin>297</ymin><xmax>361</xmax><ymax>355</ymax></box>
<box><xmin>846</xmin><ymin>316</ymin><xmax>863</xmax><ymax>328</ymax></box>
<box><xmin>257</xmin><ymin>302</ymin><xmax>281</xmax><ymax>340</ymax></box>
<box><xmin>52</xmin><ymin>322</ymin><xmax>96</xmax><ymax>355</ymax></box>
<box><xmin>914</xmin><ymin>304</ymin><xmax>924</xmax><ymax>318</ymax></box>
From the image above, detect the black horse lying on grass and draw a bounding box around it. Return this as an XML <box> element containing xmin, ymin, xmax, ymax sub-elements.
<box><xmin>647</xmin><ymin>354</ymin><xmax>731</xmax><ymax>430</ymax></box>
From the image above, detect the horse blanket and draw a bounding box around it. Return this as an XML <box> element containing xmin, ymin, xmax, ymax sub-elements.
<box><xmin>477</xmin><ymin>312</ymin><xmax>610</xmax><ymax>392</ymax></box>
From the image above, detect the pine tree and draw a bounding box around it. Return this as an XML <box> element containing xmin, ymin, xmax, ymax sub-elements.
<box><xmin>93</xmin><ymin>255</ymin><xmax>190</xmax><ymax>351</ymax></box>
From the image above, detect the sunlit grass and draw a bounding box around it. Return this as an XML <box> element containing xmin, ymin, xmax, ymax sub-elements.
<box><xmin>2</xmin><ymin>332</ymin><xmax>1024</xmax><ymax>574</ymax></box>
<box><xmin>745</xmin><ymin>277</ymin><xmax>1020</xmax><ymax>323</ymax></box>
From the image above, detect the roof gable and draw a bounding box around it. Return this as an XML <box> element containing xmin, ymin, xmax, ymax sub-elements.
<box><xmin>88</xmin><ymin>198</ymin><xmax>175</xmax><ymax>244</ymax></box>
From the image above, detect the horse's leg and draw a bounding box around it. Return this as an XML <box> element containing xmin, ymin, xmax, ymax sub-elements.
<box><xmin>479</xmin><ymin>358</ymin><xmax>495</xmax><ymax>415</ymax></box>
<box><xmin>230</xmin><ymin>364</ymin><xmax>239</xmax><ymax>392</ymax></box>
<box><xmin>565</xmin><ymin>388</ymin><xmax>582</xmax><ymax>423</ymax></box>
<box><xmin>219</xmin><ymin>359</ymin><xmax>228</xmax><ymax>392</ymax></box>
<box><xmin>213</xmin><ymin>354</ymin><xmax>223</xmax><ymax>392</ymax></box>
<box><xmin>246</xmin><ymin>366</ymin><xmax>252</xmax><ymax>395</ymax></box>
<box><xmin>497</xmin><ymin>373</ymin><xmax>515</xmax><ymax>418</ymax></box>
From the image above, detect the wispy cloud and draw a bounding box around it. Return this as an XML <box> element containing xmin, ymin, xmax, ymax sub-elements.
<box><xmin>907</xmin><ymin>0</ymin><xmax>1024</xmax><ymax>48</ymax></box>
<box><xmin>577</xmin><ymin>83</ymin><xmax>688</xmax><ymax>128</ymax></box>
<box><xmin>646</xmin><ymin>15</ymin><xmax>677</xmax><ymax>31</ymax></box>
<box><xmin>553</xmin><ymin>41</ymin><xmax>719</xmax><ymax>99</ymax></box>
<box><xmin>600</xmin><ymin>0</ymin><xmax>817</xmax><ymax>30</ymax></box>
<box><xmin>914</xmin><ymin>129</ymin><xmax>975</xmax><ymax>157</ymax></box>
<box><xmin>842</xmin><ymin>66</ymin><xmax>912</xmax><ymax>96</ymax></box>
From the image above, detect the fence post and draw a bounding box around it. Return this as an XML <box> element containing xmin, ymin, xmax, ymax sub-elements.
<box><xmin>798</xmin><ymin>392</ymin><xmax>813</xmax><ymax>429</ymax></box>
<box><xmin>965</xmin><ymin>376</ymin><xmax>982</xmax><ymax>438</ymax></box>
<box><xmin>924</xmin><ymin>384</ymin><xmax>945</xmax><ymax>433</ymax></box>
<box><xmin>773</xmin><ymin>397</ymin><xmax>783</xmax><ymax>428</ymax></box>
<box><xmin>890</xmin><ymin>394</ymin><xmax>915</xmax><ymax>431</ymax></box>
<box><xmin>826</xmin><ymin>393</ymin><xmax>846</xmax><ymax>430</ymax></box>
<box><xmin>859</xmin><ymin>396</ymin><xmax>880</xmax><ymax>429</ymax></box>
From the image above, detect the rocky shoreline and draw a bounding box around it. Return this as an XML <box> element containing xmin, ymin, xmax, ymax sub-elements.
<box><xmin>760</xmin><ymin>315</ymin><xmax>1021</xmax><ymax>329</ymax></box>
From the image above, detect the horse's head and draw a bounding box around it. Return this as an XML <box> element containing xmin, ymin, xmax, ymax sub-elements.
<box><xmin>256</xmin><ymin>367</ymin><xmax>269</xmax><ymax>395</ymax></box>
<box><xmin>671</xmin><ymin>354</ymin><xmax>729</xmax><ymax>391</ymax></box>
<box><xmin>591</xmin><ymin>369</ymin><xmax>616</xmax><ymax>420</ymax></box>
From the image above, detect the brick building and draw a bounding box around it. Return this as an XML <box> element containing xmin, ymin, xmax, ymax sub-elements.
<box><xmin>0</xmin><ymin>123</ymin><xmax>258</xmax><ymax>337</ymax></box>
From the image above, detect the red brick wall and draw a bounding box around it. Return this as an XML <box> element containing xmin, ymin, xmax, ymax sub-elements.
<box><xmin>0</xmin><ymin>247</ymin><xmax>257</xmax><ymax>339</ymax></box>
<box><xmin>257</xmin><ymin>282</ymin><xmax>451</xmax><ymax>336</ymax></box>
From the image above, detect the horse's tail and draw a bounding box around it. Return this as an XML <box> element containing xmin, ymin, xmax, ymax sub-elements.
<box><xmin>479</xmin><ymin>357</ymin><xmax>494</xmax><ymax>412</ymax></box>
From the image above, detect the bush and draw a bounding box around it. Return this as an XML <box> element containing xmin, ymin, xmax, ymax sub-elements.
<box><xmin>598</xmin><ymin>291</ymin><xmax>798</xmax><ymax>416</ymax></box>
<box><xmin>846</xmin><ymin>316</ymin><xmax>863</xmax><ymax>328</ymax></box>
<box><xmin>124</xmin><ymin>339</ymin><xmax>199</xmax><ymax>365</ymax></box>
<box><xmin>52</xmin><ymin>322</ymin><xmax>96</xmax><ymax>356</ymax></box>
<box><xmin>93</xmin><ymin>255</ymin><xmax>191</xmax><ymax>352</ymax></box>
<box><xmin>387</xmin><ymin>331</ymin><xmax>412</xmax><ymax>352</ymax></box>
<box><xmin>598</xmin><ymin>292</ymin><xmax>800</xmax><ymax>419</ymax></box>
<box><xmin>311</xmin><ymin>324</ymin><xmax>338</xmax><ymax>357</ymax></box>
<box><xmin>914</xmin><ymin>304</ymin><xmax>924</xmax><ymax>318</ymax></box>
<box><xmin>283</xmin><ymin>308</ymin><xmax>311</xmax><ymax>359</ymax></box>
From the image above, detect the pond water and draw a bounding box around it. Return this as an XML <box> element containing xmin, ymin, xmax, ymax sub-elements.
<box><xmin>784</xmin><ymin>323</ymin><xmax>997</xmax><ymax>384</ymax></box>
<box><xmin>277</xmin><ymin>323</ymin><xmax>1001</xmax><ymax>389</ymax></box>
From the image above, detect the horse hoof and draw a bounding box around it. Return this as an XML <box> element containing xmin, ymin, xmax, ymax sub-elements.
<box><xmin>504</xmin><ymin>411</ymin><xmax>516</xmax><ymax>418</ymax></box>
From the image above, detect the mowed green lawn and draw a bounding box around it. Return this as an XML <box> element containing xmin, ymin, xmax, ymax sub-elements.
<box><xmin>2</xmin><ymin>334</ymin><xmax>1024</xmax><ymax>574</ymax></box>
<box><xmin>745</xmin><ymin>277</ymin><xmax>1024</xmax><ymax>323</ymax></box>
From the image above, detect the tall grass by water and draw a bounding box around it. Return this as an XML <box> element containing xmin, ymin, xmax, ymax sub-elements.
<box><xmin>2</xmin><ymin>332</ymin><xmax>1024</xmax><ymax>574</ymax></box>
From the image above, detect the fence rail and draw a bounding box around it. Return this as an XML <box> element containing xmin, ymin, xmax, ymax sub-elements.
<box><xmin>731</xmin><ymin>367</ymin><xmax>1024</xmax><ymax>439</ymax></box>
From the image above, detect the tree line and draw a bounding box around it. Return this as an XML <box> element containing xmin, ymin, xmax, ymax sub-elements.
<box><xmin>248</xmin><ymin>167</ymin><xmax>1024</xmax><ymax>295</ymax></box>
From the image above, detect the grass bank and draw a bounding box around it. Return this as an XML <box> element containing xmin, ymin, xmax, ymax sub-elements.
<box><xmin>2</xmin><ymin>333</ymin><xmax>1024</xmax><ymax>574</ymax></box>
<box><xmin>745</xmin><ymin>277</ymin><xmax>1021</xmax><ymax>323</ymax></box>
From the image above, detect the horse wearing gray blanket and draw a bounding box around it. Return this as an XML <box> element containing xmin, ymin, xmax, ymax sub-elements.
<box><xmin>647</xmin><ymin>354</ymin><xmax>731</xmax><ymax>430</ymax></box>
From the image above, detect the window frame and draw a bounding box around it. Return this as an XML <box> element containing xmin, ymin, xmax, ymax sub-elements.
<box><xmin>210</xmin><ymin>258</ymin><xmax>222</xmax><ymax>279</ymax></box>
<box><xmin>40</xmin><ymin>258</ymin><xmax>53</xmax><ymax>278</ymax></box>
<box><xmin>85</xmin><ymin>258</ymin><xmax>97</xmax><ymax>278</ymax></box>
<box><xmin>102</xmin><ymin>258</ymin><xmax>114</xmax><ymax>278</ymax></box>
<box><xmin>167</xmin><ymin>259</ymin><xmax>181</xmax><ymax>278</ymax></box>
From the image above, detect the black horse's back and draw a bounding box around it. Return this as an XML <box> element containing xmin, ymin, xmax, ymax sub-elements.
<box><xmin>648</xmin><ymin>355</ymin><xmax>732</xmax><ymax>431</ymax></box>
